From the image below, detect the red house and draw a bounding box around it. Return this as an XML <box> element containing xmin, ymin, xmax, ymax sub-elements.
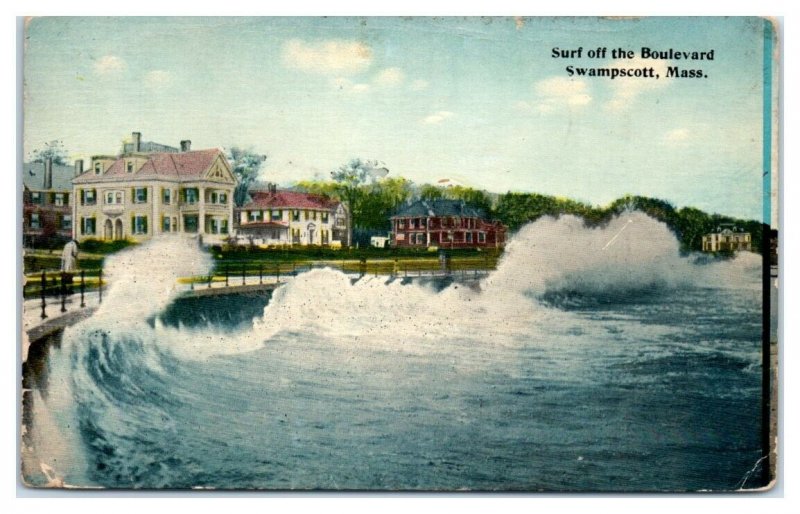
<box><xmin>390</xmin><ymin>199</ymin><xmax>506</xmax><ymax>249</ymax></box>
<box><xmin>22</xmin><ymin>158</ymin><xmax>78</xmax><ymax>248</ymax></box>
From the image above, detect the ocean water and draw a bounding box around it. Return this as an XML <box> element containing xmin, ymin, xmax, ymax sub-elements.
<box><xmin>21</xmin><ymin>213</ymin><xmax>767</xmax><ymax>491</ymax></box>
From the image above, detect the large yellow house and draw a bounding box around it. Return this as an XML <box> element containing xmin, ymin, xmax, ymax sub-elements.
<box><xmin>72</xmin><ymin>139</ymin><xmax>237</xmax><ymax>245</ymax></box>
<box><xmin>702</xmin><ymin>224</ymin><xmax>752</xmax><ymax>252</ymax></box>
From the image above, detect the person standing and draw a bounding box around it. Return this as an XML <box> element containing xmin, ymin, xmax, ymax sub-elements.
<box><xmin>60</xmin><ymin>239</ymin><xmax>78</xmax><ymax>273</ymax></box>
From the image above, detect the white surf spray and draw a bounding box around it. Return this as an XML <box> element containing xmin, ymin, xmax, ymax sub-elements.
<box><xmin>151</xmin><ymin>211</ymin><xmax>761</xmax><ymax>361</ymax></box>
<box><xmin>24</xmin><ymin>213</ymin><xmax>763</xmax><ymax>487</ymax></box>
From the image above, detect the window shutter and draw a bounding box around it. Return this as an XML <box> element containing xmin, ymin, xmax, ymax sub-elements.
<box><xmin>131</xmin><ymin>215</ymin><xmax>135</xmax><ymax>233</ymax></box>
<box><xmin>80</xmin><ymin>190</ymin><xmax>84</xmax><ymax>205</ymax></box>
<box><xmin>143</xmin><ymin>216</ymin><xmax>148</xmax><ymax>234</ymax></box>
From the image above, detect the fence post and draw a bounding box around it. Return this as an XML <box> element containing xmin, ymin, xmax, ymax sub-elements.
<box><xmin>225</xmin><ymin>265</ymin><xmax>229</xmax><ymax>287</ymax></box>
<box><xmin>276</xmin><ymin>264</ymin><xmax>280</xmax><ymax>283</ymax></box>
<box><xmin>80</xmin><ymin>270</ymin><xmax>86</xmax><ymax>307</ymax></box>
<box><xmin>98</xmin><ymin>268</ymin><xmax>103</xmax><ymax>304</ymax></box>
<box><xmin>259</xmin><ymin>264</ymin><xmax>263</xmax><ymax>285</ymax></box>
<box><xmin>208</xmin><ymin>273</ymin><xmax>212</xmax><ymax>288</ymax></box>
<box><xmin>242</xmin><ymin>263</ymin><xmax>246</xmax><ymax>286</ymax></box>
<box><xmin>40</xmin><ymin>270</ymin><xmax>47</xmax><ymax>319</ymax></box>
<box><xmin>60</xmin><ymin>273</ymin><xmax>67</xmax><ymax>313</ymax></box>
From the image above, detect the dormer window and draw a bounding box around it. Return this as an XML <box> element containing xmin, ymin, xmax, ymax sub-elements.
<box><xmin>94</xmin><ymin>163</ymin><xmax>102</xmax><ymax>175</ymax></box>
<box><xmin>127</xmin><ymin>161</ymin><xmax>134</xmax><ymax>173</ymax></box>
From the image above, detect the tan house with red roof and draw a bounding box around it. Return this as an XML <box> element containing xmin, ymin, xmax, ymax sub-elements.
<box><xmin>234</xmin><ymin>184</ymin><xmax>350</xmax><ymax>247</ymax></box>
<box><xmin>72</xmin><ymin>136</ymin><xmax>236</xmax><ymax>244</ymax></box>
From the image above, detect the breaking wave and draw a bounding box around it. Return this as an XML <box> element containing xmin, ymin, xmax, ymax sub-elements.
<box><xmin>23</xmin><ymin>213</ymin><xmax>764</xmax><ymax>488</ymax></box>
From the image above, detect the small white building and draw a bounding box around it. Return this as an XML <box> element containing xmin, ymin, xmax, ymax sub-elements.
<box><xmin>370</xmin><ymin>235</ymin><xmax>390</xmax><ymax>248</ymax></box>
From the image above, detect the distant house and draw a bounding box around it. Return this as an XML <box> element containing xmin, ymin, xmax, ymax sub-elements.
<box><xmin>370</xmin><ymin>235</ymin><xmax>391</xmax><ymax>248</ymax></box>
<box><xmin>73</xmin><ymin>132</ymin><xmax>236</xmax><ymax>244</ymax></box>
<box><xmin>390</xmin><ymin>199</ymin><xmax>506</xmax><ymax>249</ymax></box>
<box><xmin>234</xmin><ymin>184</ymin><xmax>350</xmax><ymax>247</ymax></box>
<box><xmin>702</xmin><ymin>224</ymin><xmax>752</xmax><ymax>252</ymax></box>
<box><xmin>22</xmin><ymin>158</ymin><xmax>78</xmax><ymax>247</ymax></box>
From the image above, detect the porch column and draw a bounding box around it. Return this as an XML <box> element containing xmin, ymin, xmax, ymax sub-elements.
<box><xmin>199</xmin><ymin>186</ymin><xmax>206</xmax><ymax>234</ymax></box>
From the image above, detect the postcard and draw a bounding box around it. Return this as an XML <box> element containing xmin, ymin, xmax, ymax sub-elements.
<box><xmin>20</xmin><ymin>16</ymin><xmax>779</xmax><ymax>491</ymax></box>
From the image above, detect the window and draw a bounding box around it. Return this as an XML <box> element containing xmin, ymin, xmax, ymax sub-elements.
<box><xmin>220</xmin><ymin>219</ymin><xmax>228</xmax><ymax>235</ymax></box>
<box><xmin>184</xmin><ymin>215</ymin><xmax>198</xmax><ymax>233</ymax></box>
<box><xmin>83</xmin><ymin>189</ymin><xmax>96</xmax><ymax>205</ymax></box>
<box><xmin>82</xmin><ymin>217</ymin><xmax>96</xmax><ymax>235</ymax></box>
<box><xmin>172</xmin><ymin>217</ymin><xmax>178</xmax><ymax>232</ymax></box>
<box><xmin>163</xmin><ymin>188</ymin><xmax>171</xmax><ymax>205</ymax></box>
<box><xmin>292</xmin><ymin>210</ymin><xmax>300</xmax><ymax>221</ymax></box>
<box><xmin>132</xmin><ymin>215</ymin><xmax>148</xmax><ymax>235</ymax></box>
<box><xmin>248</xmin><ymin>210</ymin><xmax>263</xmax><ymax>222</ymax></box>
<box><xmin>105</xmin><ymin>190</ymin><xmax>124</xmax><ymax>205</ymax></box>
<box><xmin>94</xmin><ymin>163</ymin><xmax>101</xmax><ymax>175</ymax></box>
<box><xmin>478</xmin><ymin>232</ymin><xmax>486</xmax><ymax>243</ymax></box>
<box><xmin>30</xmin><ymin>213</ymin><xmax>40</xmax><ymax>229</ymax></box>
<box><xmin>183</xmin><ymin>188</ymin><xmax>198</xmax><ymax>204</ymax></box>
<box><xmin>410</xmin><ymin>219</ymin><xmax>416</xmax><ymax>229</ymax></box>
<box><xmin>304</xmin><ymin>210</ymin><xmax>309</xmax><ymax>220</ymax></box>
<box><xmin>206</xmin><ymin>191</ymin><xmax>228</xmax><ymax>205</ymax></box>
<box><xmin>416</xmin><ymin>233</ymin><xmax>425</xmax><ymax>245</ymax></box>
<box><xmin>466</xmin><ymin>232</ymin><xmax>473</xmax><ymax>243</ymax></box>
<box><xmin>163</xmin><ymin>216</ymin><xmax>171</xmax><ymax>232</ymax></box>
<box><xmin>398</xmin><ymin>219</ymin><xmax>405</xmax><ymax>229</ymax></box>
<box><xmin>127</xmin><ymin>161</ymin><xmax>134</xmax><ymax>173</ymax></box>
<box><xmin>54</xmin><ymin>193</ymin><xmax>65</xmax><ymax>206</ymax></box>
<box><xmin>321</xmin><ymin>212</ymin><xmax>329</xmax><ymax>223</ymax></box>
<box><xmin>61</xmin><ymin>215</ymin><xmax>72</xmax><ymax>231</ymax></box>
<box><xmin>134</xmin><ymin>188</ymin><xmax>148</xmax><ymax>204</ymax></box>
<box><xmin>321</xmin><ymin>230</ymin><xmax>329</xmax><ymax>244</ymax></box>
<box><xmin>312</xmin><ymin>210</ymin><xmax>317</xmax><ymax>221</ymax></box>
<box><xmin>30</xmin><ymin>192</ymin><xmax>42</xmax><ymax>205</ymax></box>
<box><xmin>271</xmin><ymin>209</ymin><xmax>282</xmax><ymax>221</ymax></box>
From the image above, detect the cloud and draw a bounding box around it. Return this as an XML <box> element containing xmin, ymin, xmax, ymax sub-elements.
<box><xmin>374</xmin><ymin>67</ymin><xmax>405</xmax><ymax>87</ymax></box>
<box><xmin>331</xmin><ymin>77</ymin><xmax>370</xmax><ymax>94</ymax></box>
<box><xmin>530</xmin><ymin>76</ymin><xmax>591</xmax><ymax>112</ymax></box>
<box><xmin>144</xmin><ymin>70</ymin><xmax>172</xmax><ymax>88</ymax></box>
<box><xmin>410</xmin><ymin>79</ymin><xmax>429</xmax><ymax>91</ymax></box>
<box><xmin>664</xmin><ymin>128</ymin><xmax>690</xmax><ymax>144</ymax></box>
<box><xmin>282</xmin><ymin>39</ymin><xmax>373</xmax><ymax>75</ymax></box>
<box><xmin>422</xmin><ymin>111</ymin><xmax>454</xmax><ymax>125</ymax></box>
<box><xmin>605</xmin><ymin>57</ymin><xmax>672</xmax><ymax>111</ymax></box>
<box><xmin>93</xmin><ymin>55</ymin><xmax>126</xmax><ymax>75</ymax></box>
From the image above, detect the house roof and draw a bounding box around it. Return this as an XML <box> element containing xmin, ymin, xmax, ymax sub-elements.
<box><xmin>238</xmin><ymin>221</ymin><xmax>289</xmax><ymax>230</ymax></box>
<box><xmin>22</xmin><ymin>162</ymin><xmax>75</xmax><ymax>192</ymax></box>
<box><xmin>240</xmin><ymin>190</ymin><xmax>340</xmax><ymax>210</ymax></box>
<box><xmin>392</xmin><ymin>199</ymin><xmax>488</xmax><ymax>219</ymax></box>
<box><xmin>73</xmin><ymin>149</ymin><xmax>231</xmax><ymax>183</ymax></box>
<box><xmin>122</xmin><ymin>141</ymin><xmax>179</xmax><ymax>154</ymax></box>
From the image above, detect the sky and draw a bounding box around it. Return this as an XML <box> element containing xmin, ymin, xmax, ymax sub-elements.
<box><xmin>23</xmin><ymin>16</ymin><xmax>770</xmax><ymax>220</ymax></box>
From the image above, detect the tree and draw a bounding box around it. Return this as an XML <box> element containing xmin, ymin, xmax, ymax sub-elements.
<box><xmin>418</xmin><ymin>184</ymin><xmax>445</xmax><ymax>201</ymax></box>
<box><xmin>330</xmin><ymin>158</ymin><xmax>389</xmax><ymax>229</ymax></box>
<box><xmin>227</xmin><ymin>146</ymin><xmax>267</xmax><ymax>207</ymax></box>
<box><xmin>29</xmin><ymin>140</ymin><xmax>69</xmax><ymax>165</ymax></box>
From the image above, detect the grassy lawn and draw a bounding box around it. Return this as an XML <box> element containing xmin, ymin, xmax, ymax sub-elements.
<box><xmin>23</xmin><ymin>240</ymin><xmax>503</xmax><ymax>298</ymax></box>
